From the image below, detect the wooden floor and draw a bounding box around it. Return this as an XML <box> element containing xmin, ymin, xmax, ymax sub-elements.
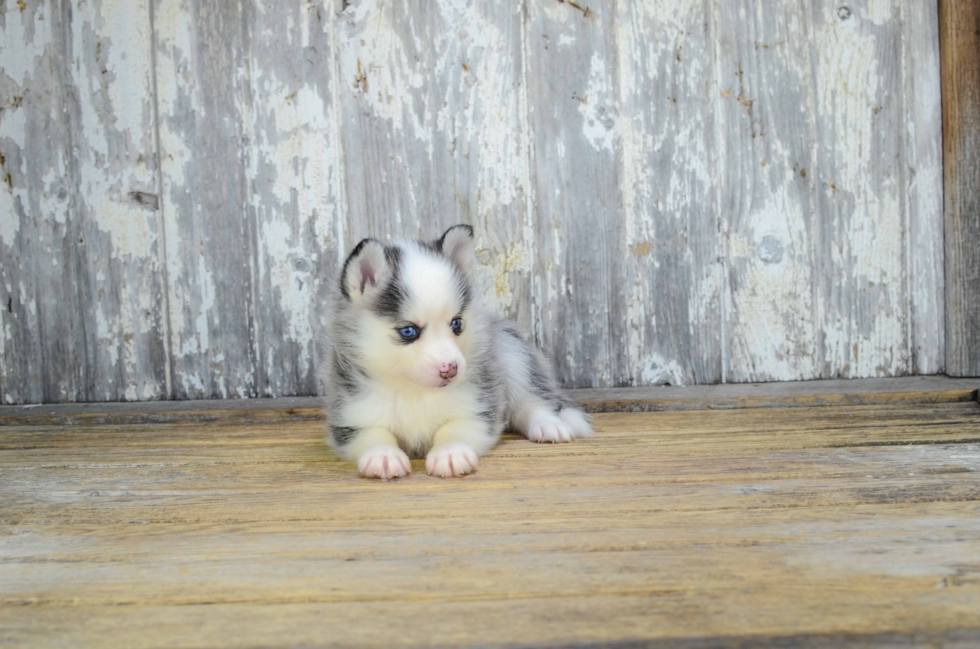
<box><xmin>2</xmin><ymin>380</ymin><xmax>980</xmax><ymax>648</ymax></box>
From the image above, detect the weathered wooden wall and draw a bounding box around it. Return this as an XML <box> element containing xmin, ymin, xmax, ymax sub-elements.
<box><xmin>0</xmin><ymin>0</ymin><xmax>947</xmax><ymax>403</ymax></box>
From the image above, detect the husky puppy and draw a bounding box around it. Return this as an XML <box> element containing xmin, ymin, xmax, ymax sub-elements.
<box><xmin>320</xmin><ymin>225</ymin><xmax>592</xmax><ymax>480</ymax></box>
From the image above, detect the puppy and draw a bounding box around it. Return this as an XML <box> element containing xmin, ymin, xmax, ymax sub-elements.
<box><xmin>320</xmin><ymin>225</ymin><xmax>592</xmax><ymax>479</ymax></box>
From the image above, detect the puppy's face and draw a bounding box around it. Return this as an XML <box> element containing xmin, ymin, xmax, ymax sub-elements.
<box><xmin>340</xmin><ymin>225</ymin><xmax>476</xmax><ymax>390</ymax></box>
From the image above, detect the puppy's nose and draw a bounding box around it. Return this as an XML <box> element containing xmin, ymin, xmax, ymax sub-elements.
<box><xmin>439</xmin><ymin>362</ymin><xmax>458</xmax><ymax>379</ymax></box>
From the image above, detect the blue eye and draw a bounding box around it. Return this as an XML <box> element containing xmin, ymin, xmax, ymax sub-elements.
<box><xmin>397</xmin><ymin>325</ymin><xmax>419</xmax><ymax>342</ymax></box>
<box><xmin>451</xmin><ymin>317</ymin><xmax>463</xmax><ymax>335</ymax></box>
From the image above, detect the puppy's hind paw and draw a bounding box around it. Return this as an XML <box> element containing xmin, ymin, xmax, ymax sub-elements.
<box><xmin>357</xmin><ymin>446</ymin><xmax>411</xmax><ymax>480</ymax></box>
<box><xmin>528</xmin><ymin>415</ymin><xmax>573</xmax><ymax>443</ymax></box>
<box><xmin>426</xmin><ymin>443</ymin><xmax>479</xmax><ymax>478</ymax></box>
<box><xmin>527</xmin><ymin>408</ymin><xmax>591</xmax><ymax>443</ymax></box>
<box><xmin>558</xmin><ymin>407</ymin><xmax>594</xmax><ymax>438</ymax></box>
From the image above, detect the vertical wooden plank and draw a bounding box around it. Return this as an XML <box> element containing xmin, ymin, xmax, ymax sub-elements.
<box><xmin>524</xmin><ymin>0</ymin><xmax>627</xmax><ymax>388</ymax></box>
<box><xmin>65</xmin><ymin>0</ymin><xmax>170</xmax><ymax>401</ymax></box>
<box><xmin>903</xmin><ymin>0</ymin><xmax>944</xmax><ymax>375</ymax></box>
<box><xmin>335</xmin><ymin>0</ymin><xmax>533</xmax><ymax>327</ymax></box>
<box><xmin>810</xmin><ymin>0</ymin><xmax>910</xmax><ymax>379</ymax></box>
<box><xmin>715</xmin><ymin>1</ymin><xmax>819</xmax><ymax>383</ymax></box>
<box><xmin>244</xmin><ymin>1</ymin><xmax>345</xmax><ymax>396</ymax></box>
<box><xmin>614</xmin><ymin>0</ymin><xmax>723</xmax><ymax>386</ymax></box>
<box><xmin>939</xmin><ymin>0</ymin><xmax>980</xmax><ymax>377</ymax></box>
<box><xmin>153</xmin><ymin>0</ymin><xmax>258</xmax><ymax>399</ymax></box>
<box><xmin>0</xmin><ymin>2</ymin><xmax>84</xmax><ymax>403</ymax></box>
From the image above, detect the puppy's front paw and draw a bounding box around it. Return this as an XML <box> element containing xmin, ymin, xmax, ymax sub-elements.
<box><xmin>357</xmin><ymin>446</ymin><xmax>411</xmax><ymax>480</ymax></box>
<box><xmin>426</xmin><ymin>443</ymin><xmax>479</xmax><ymax>478</ymax></box>
<box><xmin>527</xmin><ymin>411</ymin><xmax>574</xmax><ymax>443</ymax></box>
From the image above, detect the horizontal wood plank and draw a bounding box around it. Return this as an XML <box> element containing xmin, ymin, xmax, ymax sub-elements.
<box><xmin>1</xmin><ymin>377</ymin><xmax>977</xmax><ymax>427</ymax></box>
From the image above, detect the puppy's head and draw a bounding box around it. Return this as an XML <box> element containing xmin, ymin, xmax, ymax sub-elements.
<box><xmin>339</xmin><ymin>225</ymin><xmax>477</xmax><ymax>390</ymax></box>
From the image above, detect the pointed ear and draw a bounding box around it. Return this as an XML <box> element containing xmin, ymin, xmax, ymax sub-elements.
<box><xmin>437</xmin><ymin>224</ymin><xmax>476</xmax><ymax>274</ymax></box>
<box><xmin>340</xmin><ymin>238</ymin><xmax>391</xmax><ymax>301</ymax></box>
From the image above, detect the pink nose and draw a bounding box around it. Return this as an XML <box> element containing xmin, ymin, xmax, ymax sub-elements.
<box><xmin>439</xmin><ymin>362</ymin><xmax>458</xmax><ymax>380</ymax></box>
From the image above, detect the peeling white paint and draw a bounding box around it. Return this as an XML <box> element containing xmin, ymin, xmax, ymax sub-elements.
<box><xmin>640</xmin><ymin>353</ymin><xmax>686</xmax><ymax>386</ymax></box>
<box><xmin>863</xmin><ymin>0</ymin><xmax>895</xmax><ymax>26</ymax></box>
<box><xmin>337</xmin><ymin>1</ymin><xmax>426</xmax><ymax>135</ymax></box>
<box><xmin>727</xmin><ymin>185</ymin><xmax>819</xmax><ymax>382</ymax></box>
<box><xmin>815</xmin><ymin>9</ymin><xmax>907</xmax><ymax>377</ymax></box>
<box><xmin>0</xmin><ymin>2</ymin><xmax>53</xmax><ymax>87</ymax></box>
<box><xmin>477</xmin><ymin>238</ymin><xmax>533</xmax><ymax>316</ymax></box>
<box><xmin>0</xmin><ymin>0</ymin><xmax>949</xmax><ymax>401</ymax></box>
<box><xmin>578</xmin><ymin>53</ymin><xmax>619</xmax><ymax>152</ymax></box>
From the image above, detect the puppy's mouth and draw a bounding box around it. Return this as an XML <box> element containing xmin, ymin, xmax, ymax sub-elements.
<box><xmin>437</xmin><ymin>379</ymin><xmax>452</xmax><ymax>388</ymax></box>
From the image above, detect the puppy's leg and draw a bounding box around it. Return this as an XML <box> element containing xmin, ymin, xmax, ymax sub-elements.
<box><xmin>343</xmin><ymin>427</ymin><xmax>411</xmax><ymax>480</ymax></box>
<box><xmin>500</xmin><ymin>328</ymin><xmax>593</xmax><ymax>444</ymax></box>
<box><xmin>511</xmin><ymin>399</ymin><xmax>593</xmax><ymax>443</ymax></box>
<box><xmin>426</xmin><ymin>419</ymin><xmax>496</xmax><ymax>478</ymax></box>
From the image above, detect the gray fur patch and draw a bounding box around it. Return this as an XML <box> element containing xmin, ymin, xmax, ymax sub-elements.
<box><xmin>331</xmin><ymin>425</ymin><xmax>358</xmax><ymax>446</ymax></box>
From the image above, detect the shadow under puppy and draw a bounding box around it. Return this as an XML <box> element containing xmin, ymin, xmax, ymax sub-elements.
<box><xmin>320</xmin><ymin>225</ymin><xmax>592</xmax><ymax>480</ymax></box>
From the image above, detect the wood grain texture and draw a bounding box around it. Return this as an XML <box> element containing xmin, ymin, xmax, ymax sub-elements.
<box><xmin>2</xmin><ymin>402</ymin><xmax>979</xmax><ymax>646</ymax></box>
<box><xmin>153</xmin><ymin>0</ymin><xmax>258</xmax><ymax>399</ymax></box>
<box><xmin>716</xmin><ymin>0</ymin><xmax>820</xmax><ymax>382</ymax></box>
<box><xmin>0</xmin><ymin>2</ymin><xmax>88</xmax><ymax>403</ymax></box>
<box><xmin>940</xmin><ymin>0</ymin><xmax>980</xmax><ymax>377</ymax></box>
<box><xmin>67</xmin><ymin>0</ymin><xmax>170</xmax><ymax>402</ymax></box>
<box><xmin>245</xmin><ymin>1</ymin><xmax>344</xmax><ymax>397</ymax></box>
<box><xmin>616</xmin><ymin>0</ymin><xmax>723</xmax><ymax>387</ymax></box>
<box><xmin>811</xmin><ymin>0</ymin><xmax>912</xmax><ymax>379</ymax></box>
<box><xmin>0</xmin><ymin>1</ymin><xmax>79</xmax><ymax>405</ymax></box>
<box><xmin>903</xmin><ymin>0</ymin><xmax>945</xmax><ymax>375</ymax></box>
<box><xmin>0</xmin><ymin>1</ymin><xmax>168</xmax><ymax>404</ymax></box>
<box><xmin>524</xmin><ymin>0</ymin><xmax>642</xmax><ymax>388</ymax></box>
<box><xmin>335</xmin><ymin>0</ymin><xmax>534</xmax><ymax>327</ymax></box>
<box><xmin>0</xmin><ymin>1</ymin><xmax>950</xmax><ymax>402</ymax></box>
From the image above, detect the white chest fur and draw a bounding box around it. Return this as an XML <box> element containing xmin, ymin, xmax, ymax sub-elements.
<box><xmin>340</xmin><ymin>380</ymin><xmax>481</xmax><ymax>450</ymax></box>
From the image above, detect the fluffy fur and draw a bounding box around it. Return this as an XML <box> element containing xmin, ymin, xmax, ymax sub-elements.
<box><xmin>319</xmin><ymin>225</ymin><xmax>592</xmax><ymax>479</ymax></box>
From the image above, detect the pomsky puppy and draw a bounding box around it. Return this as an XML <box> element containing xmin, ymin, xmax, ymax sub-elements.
<box><xmin>320</xmin><ymin>224</ymin><xmax>592</xmax><ymax>480</ymax></box>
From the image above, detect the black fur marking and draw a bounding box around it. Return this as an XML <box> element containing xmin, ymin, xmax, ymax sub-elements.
<box><xmin>339</xmin><ymin>238</ymin><xmax>378</xmax><ymax>299</ymax></box>
<box><xmin>331</xmin><ymin>425</ymin><xmax>358</xmax><ymax>446</ymax></box>
<box><xmin>435</xmin><ymin>224</ymin><xmax>474</xmax><ymax>253</ymax></box>
<box><xmin>372</xmin><ymin>246</ymin><xmax>406</xmax><ymax>319</ymax></box>
<box><xmin>435</xmin><ymin>225</ymin><xmax>475</xmax><ymax>285</ymax></box>
<box><xmin>333</xmin><ymin>351</ymin><xmax>361</xmax><ymax>393</ymax></box>
<box><xmin>452</xmin><ymin>266</ymin><xmax>472</xmax><ymax>312</ymax></box>
<box><xmin>383</xmin><ymin>245</ymin><xmax>402</xmax><ymax>267</ymax></box>
<box><xmin>416</xmin><ymin>239</ymin><xmax>441</xmax><ymax>255</ymax></box>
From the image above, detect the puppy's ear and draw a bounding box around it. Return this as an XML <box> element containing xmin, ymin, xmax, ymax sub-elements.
<box><xmin>437</xmin><ymin>224</ymin><xmax>476</xmax><ymax>274</ymax></box>
<box><xmin>340</xmin><ymin>238</ymin><xmax>391</xmax><ymax>301</ymax></box>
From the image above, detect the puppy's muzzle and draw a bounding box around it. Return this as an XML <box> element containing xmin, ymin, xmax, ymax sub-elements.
<box><xmin>439</xmin><ymin>362</ymin><xmax>458</xmax><ymax>380</ymax></box>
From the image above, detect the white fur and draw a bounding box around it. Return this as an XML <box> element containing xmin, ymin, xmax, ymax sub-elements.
<box><xmin>336</xmin><ymin>379</ymin><xmax>485</xmax><ymax>460</ymax></box>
